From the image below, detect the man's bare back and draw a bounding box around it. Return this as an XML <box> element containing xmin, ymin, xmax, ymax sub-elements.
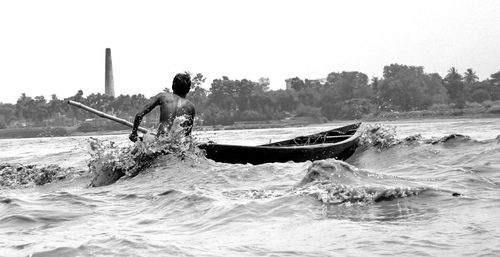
<box><xmin>155</xmin><ymin>92</ymin><xmax>195</xmax><ymax>135</ymax></box>
<box><xmin>129</xmin><ymin>73</ymin><xmax>195</xmax><ymax>142</ymax></box>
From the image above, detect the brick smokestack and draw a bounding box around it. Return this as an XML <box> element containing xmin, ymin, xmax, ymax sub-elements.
<box><xmin>105</xmin><ymin>48</ymin><xmax>115</xmax><ymax>97</ymax></box>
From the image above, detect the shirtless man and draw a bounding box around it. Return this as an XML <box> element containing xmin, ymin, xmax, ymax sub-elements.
<box><xmin>129</xmin><ymin>73</ymin><xmax>195</xmax><ymax>142</ymax></box>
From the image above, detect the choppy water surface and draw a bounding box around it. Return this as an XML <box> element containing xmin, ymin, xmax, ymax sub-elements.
<box><xmin>1</xmin><ymin>118</ymin><xmax>499</xmax><ymax>256</ymax></box>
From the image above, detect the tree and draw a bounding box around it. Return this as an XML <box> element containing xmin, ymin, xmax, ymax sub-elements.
<box><xmin>33</xmin><ymin>95</ymin><xmax>49</xmax><ymax>124</ymax></box>
<box><xmin>444</xmin><ymin>67</ymin><xmax>465</xmax><ymax>108</ymax></box>
<box><xmin>66</xmin><ymin>90</ymin><xmax>88</xmax><ymax>120</ymax></box>
<box><xmin>325</xmin><ymin>71</ymin><xmax>372</xmax><ymax>101</ymax></box>
<box><xmin>206</xmin><ymin>77</ymin><xmax>238</xmax><ymax>120</ymax></box>
<box><xmin>463</xmin><ymin>68</ymin><xmax>479</xmax><ymax>86</ymax></box>
<box><xmin>338</xmin><ymin>98</ymin><xmax>374</xmax><ymax>119</ymax></box>
<box><xmin>297</xmin><ymin>87</ymin><xmax>322</xmax><ymax>107</ymax></box>
<box><xmin>185</xmin><ymin>73</ymin><xmax>208</xmax><ymax>110</ymax></box>
<box><xmin>0</xmin><ymin>103</ymin><xmax>16</xmax><ymax>127</ymax></box>
<box><xmin>462</xmin><ymin>68</ymin><xmax>481</xmax><ymax>102</ymax></box>
<box><xmin>270</xmin><ymin>90</ymin><xmax>298</xmax><ymax>112</ymax></box>
<box><xmin>187</xmin><ymin>86</ymin><xmax>208</xmax><ymax>110</ymax></box>
<box><xmin>86</xmin><ymin>93</ymin><xmax>114</xmax><ymax>113</ymax></box>
<box><xmin>257</xmin><ymin>77</ymin><xmax>270</xmax><ymax>92</ymax></box>
<box><xmin>70</xmin><ymin>90</ymin><xmax>85</xmax><ymax>102</ymax></box>
<box><xmin>202</xmin><ymin>104</ymin><xmax>234</xmax><ymax>125</ymax></box>
<box><xmin>376</xmin><ymin>64</ymin><xmax>446</xmax><ymax>111</ymax></box>
<box><xmin>470</xmin><ymin>89</ymin><xmax>491</xmax><ymax>103</ymax></box>
<box><xmin>236</xmin><ymin>79</ymin><xmax>256</xmax><ymax>112</ymax></box>
<box><xmin>491</xmin><ymin>71</ymin><xmax>500</xmax><ymax>87</ymax></box>
<box><xmin>191</xmin><ymin>73</ymin><xmax>205</xmax><ymax>86</ymax></box>
<box><xmin>0</xmin><ymin>116</ymin><xmax>6</xmax><ymax>129</ymax></box>
<box><xmin>111</xmin><ymin>94</ymin><xmax>135</xmax><ymax>116</ymax></box>
<box><xmin>370</xmin><ymin>77</ymin><xmax>379</xmax><ymax>91</ymax></box>
<box><xmin>489</xmin><ymin>71</ymin><xmax>500</xmax><ymax>100</ymax></box>
<box><xmin>320</xmin><ymin>88</ymin><xmax>342</xmax><ymax>119</ymax></box>
<box><xmin>204</xmin><ymin>76</ymin><xmax>286</xmax><ymax>123</ymax></box>
<box><xmin>286</xmin><ymin>77</ymin><xmax>305</xmax><ymax>91</ymax></box>
<box><xmin>247</xmin><ymin>93</ymin><xmax>280</xmax><ymax>120</ymax></box>
<box><xmin>13</xmin><ymin>94</ymin><xmax>50</xmax><ymax>125</ymax></box>
<box><xmin>15</xmin><ymin>93</ymin><xmax>33</xmax><ymax>121</ymax></box>
<box><xmin>48</xmin><ymin>94</ymin><xmax>64</xmax><ymax>117</ymax></box>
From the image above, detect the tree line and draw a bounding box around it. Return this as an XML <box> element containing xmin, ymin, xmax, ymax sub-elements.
<box><xmin>1</xmin><ymin>64</ymin><xmax>500</xmax><ymax>129</ymax></box>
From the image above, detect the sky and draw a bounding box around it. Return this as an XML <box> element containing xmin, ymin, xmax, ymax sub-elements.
<box><xmin>0</xmin><ymin>0</ymin><xmax>499</xmax><ymax>103</ymax></box>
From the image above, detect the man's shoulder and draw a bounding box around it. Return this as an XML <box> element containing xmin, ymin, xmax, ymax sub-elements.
<box><xmin>155</xmin><ymin>92</ymin><xmax>175</xmax><ymax>101</ymax></box>
<box><xmin>155</xmin><ymin>92</ymin><xmax>171</xmax><ymax>97</ymax></box>
<box><xmin>182</xmin><ymin>98</ymin><xmax>195</xmax><ymax>109</ymax></box>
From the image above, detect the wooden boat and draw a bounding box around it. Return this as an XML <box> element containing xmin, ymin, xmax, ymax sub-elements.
<box><xmin>67</xmin><ymin>100</ymin><xmax>361</xmax><ymax>168</ymax></box>
<box><xmin>197</xmin><ymin>123</ymin><xmax>362</xmax><ymax>164</ymax></box>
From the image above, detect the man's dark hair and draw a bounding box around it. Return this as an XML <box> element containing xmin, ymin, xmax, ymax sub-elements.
<box><xmin>172</xmin><ymin>73</ymin><xmax>191</xmax><ymax>96</ymax></box>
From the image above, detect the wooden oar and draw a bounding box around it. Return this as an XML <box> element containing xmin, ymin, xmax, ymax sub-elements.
<box><xmin>67</xmin><ymin>100</ymin><xmax>156</xmax><ymax>136</ymax></box>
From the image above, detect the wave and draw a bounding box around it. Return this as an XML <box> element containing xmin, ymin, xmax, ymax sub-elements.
<box><xmin>217</xmin><ymin>158</ymin><xmax>454</xmax><ymax>205</ymax></box>
<box><xmin>0</xmin><ymin>163</ymin><xmax>82</xmax><ymax>189</ymax></box>
<box><xmin>222</xmin><ymin>189</ymin><xmax>285</xmax><ymax>200</ymax></box>
<box><xmin>357</xmin><ymin>123</ymin><xmax>500</xmax><ymax>150</ymax></box>
<box><xmin>3</xmin><ymin>123</ymin><xmax>494</xmax><ymax>192</ymax></box>
<box><xmin>293</xmin><ymin>159</ymin><xmax>458</xmax><ymax>205</ymax></box>
<box><xmin>296</xmin><ymin>182</ymin><xmax>428</xmax><ymax>204</ymax></box>
<box><xmin>0</xmin><ymin>214</ymin><xmax>39</xmax><ymax>226</ymax></box>
<box><xmin>27</xmin><ymin>236</ymin><xmax>189</xmax><ymax>257</ymax></box>
<box><xmin>353</xmin><ymin>124</ymin><xmax>500</xmax><ymax>175</ymax></box>
<box><xmin>87</xmin><ymin>122</ymin><xmax>206</xmax><ymax>187</ymax></box>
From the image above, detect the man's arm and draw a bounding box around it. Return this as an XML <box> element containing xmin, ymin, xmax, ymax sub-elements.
<box><xmin>129</xmin><ymin>95</ymin><xmax>160</xmax><ymax>142</ymax></box>
<box><xmin>183</xmin><ymin>102</ymin><xmax>195</xmax><ymax>136</ymax></box>
<box><xmin>184</xmin><ymin>103</ymin><xmax>196</xmax><ymax>136</ymax></box>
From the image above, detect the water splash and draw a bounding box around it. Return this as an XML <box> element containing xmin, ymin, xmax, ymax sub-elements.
<box><xmin>244</xmin><ymin>189</ymin><xmax>284</xmax><ymax>199</ymax></box>
<box><xmin>221</xmin><ymin>189</ymin><xmax>284</xmax><ymax>200</ymax></box>
<box><xmin>358</xmin><ymin>124</ymin><xmax>473</xmax><ymax>150</ymax></box>
<box><xmin>0</xmin><ymin>163</ymin><xmax>81</xmax><ymax>188</ymax></box>
<box><xmin>293</xmin><ymin>159</ymin><xmax>429</xmax><ymax>205</ymax></box>
<box><xmin>218</xmin><ymin>159</ymin><xmax>432</xmax><ymax>205</ymax></box>
<box><xmin>87</xmin><ymin>115</ymin><xmax>205</xmax><ymax>187</ymax></box>
<box><xmin>358</xmin><ymin>124</ymin><xmax>400</xmax><ymax>149</ymax></box>
<box><xmin>426</xmin><ymin>134</ymin><xmax>471</xmax><ymax>145</ymax></box>
<box><xmin>296</xmin><ymin>181</ymin><xmax>426</xmax><ymax>205</ymax></box>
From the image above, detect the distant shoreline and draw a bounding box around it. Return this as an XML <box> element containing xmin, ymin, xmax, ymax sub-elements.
<box><xmin>0</xmin><ymin>112</ymin><xmax>498</xmax><ymax>140</ymax></box>
<box><xmin>0</xmin><ymin>116</ymin><xmax>323</xmax><ymax>139</ymax></box>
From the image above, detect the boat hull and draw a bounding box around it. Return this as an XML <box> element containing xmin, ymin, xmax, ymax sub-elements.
<box><xmin>198</xmin><ymin>123</ymin><xmax>361</xmax><ymax>164</ymax></box>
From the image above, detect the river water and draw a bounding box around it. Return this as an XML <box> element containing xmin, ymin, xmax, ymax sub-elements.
<box><xmin>1</xmin><ymin>118</ymin><xmax>499</xmax><ymax>256</ymax></box>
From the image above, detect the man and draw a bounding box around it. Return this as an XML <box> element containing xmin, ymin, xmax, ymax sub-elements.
<box><xmin>129</xmin><ymin>73</ymin><xmax>195</xmax><ymax>142</ymax></box>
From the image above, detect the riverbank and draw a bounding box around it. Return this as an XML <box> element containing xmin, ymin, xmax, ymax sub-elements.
<box><xmin>0</xmin><ymin>126</ymin><xmax>132</xmax><ymax>139</ymax></box>
<box><xmin>0</xmin><ymin>116</ymin><xmax>323</xmax><ymax>139</ymax></box>
<box><xmin>364</xmin><ymin>105</ymin><xmax>500</xmax><ymax>121</ymax></box>
<box><xmin>0</xmin><ymin>110</ymin><xmax>498</xmax><ymax>139</ymax></box>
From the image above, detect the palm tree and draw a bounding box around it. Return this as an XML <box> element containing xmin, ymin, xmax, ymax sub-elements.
<box><xmin>446</xmin><ymin>67</ymin><xmax>462</xmax><ymax>81</ymax></box>
<box><xmin>463</xmin><ymin>68</ymin><xmax>479</xmax><ymax>86</ymax></box>
<box><xmin>444</xmin><ymin>67</ymin><xmax>465</xmax><ymax>108</ymax></box>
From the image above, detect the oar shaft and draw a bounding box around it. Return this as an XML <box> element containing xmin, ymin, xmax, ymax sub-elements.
<box><xmin>67</xmin><ymin>100</ymin><xmax>153</xmax><ymax>135</ymax></box>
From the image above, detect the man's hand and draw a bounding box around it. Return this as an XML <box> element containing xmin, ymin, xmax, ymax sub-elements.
<box><xmin>129</xmin><ymin>132</ymin><xmax>138</xmax><ymax>142</ymax></box>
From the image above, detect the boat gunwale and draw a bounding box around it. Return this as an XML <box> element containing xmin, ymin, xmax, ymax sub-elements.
<box><xmin>198</xmin><ymin>123</ymin><xmax>362</xmax><ymax>151</ymax></box>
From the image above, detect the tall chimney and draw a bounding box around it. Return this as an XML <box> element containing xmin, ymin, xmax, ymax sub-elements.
<box><xmin>105</xmin><ymin>48</ymin><xmax>115</xmax><ymax>97</ymax></box>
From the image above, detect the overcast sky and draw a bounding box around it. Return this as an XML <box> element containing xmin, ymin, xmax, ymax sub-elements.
<box><xmin>0</xmin><ymin>0</ymin><xmax>499</xmax><ymax>103</ymax></box>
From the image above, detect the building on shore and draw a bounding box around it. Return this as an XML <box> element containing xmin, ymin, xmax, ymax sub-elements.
<box><xmin>285</xmin><ymin>77</ymin><xmax>326</xmax><ymax>90</ymax></box>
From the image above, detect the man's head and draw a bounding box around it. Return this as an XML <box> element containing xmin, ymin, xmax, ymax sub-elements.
<box><xmin>172</xmin><ymin>73</ymin><xmax>191</xmax><ymax>97</ymax></box>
